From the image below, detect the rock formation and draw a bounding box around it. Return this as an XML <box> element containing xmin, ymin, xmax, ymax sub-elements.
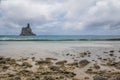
<box><xmin>20</xmin><ymin>23</ymin><xmax>36</xmax><ymax>36</ymax></box>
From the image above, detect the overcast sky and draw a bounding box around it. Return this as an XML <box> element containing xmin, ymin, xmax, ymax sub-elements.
<box><xmin>0</xmin><ymin>0</ymin><xmax>120</xmax><ymax>35</ymax></box>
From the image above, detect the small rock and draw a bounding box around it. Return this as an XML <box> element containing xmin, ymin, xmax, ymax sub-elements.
<box><xmin>110</xmin><ymin>50</ymin><xmax>114</xmax><ymax>53</ymax></box>
<box><xmin>44</xmin><ymin>76</ymin><xmax>55</xmax><ymax>80</ymax></box>
<box><xmin>94</xmin><ymin>64</ymin><xmax>100</xmax><ymax>69</ymax></box>
<box><xmin>66</xmin><ymin>53</ymin><xmax>70</xmax><ymax>56</ymax></box>
<box><xmin>14</xmin><ymin>77</ymin><xmax>21</xmax><ymax>80</ymax></box>
<box><xmin>67</xmin><ymin>61</ymin><xmax>78</xmax><ymax>67</ymax></box>
<box><xmin>72</xmin><ymin>78</ymin><xmax>80</xmax><ymax>80</ymax></box>
<box><xmin>22</xmin><ymin>62</ymin><xmax>32</xmax><ymax>68</ymax></box>
<box><xmin>98</xmin><ymin>57</ymin><xmax>102</xmax><ymax>60</ymax></box>
<box><xmin>104</xmin><ymin>52</ymin><xmax>108</xmax><ymax>53</ymax></box>
<box><xmin>36</xmin><ymin>60</ymin><xmax>53</xmax><ymax>65</ymax></box>
<box><xmin>103</xmin><ymin>59</ymin><xmax>107</xmax><ymax>61</ymax></box>
<box><xmin>16</xmin><ymin>61</ymin><xmax>23</xmax><ymax>66</ymax></box>
<box><xmin>80</xmin><ymin>52</ymin><xmax>87</xmax><ymax>58</ymax></box>
<box><xmin>56</xmin><ymin>60</ymin><xmax>67</xmax><ymax>65</ymax></box>
<box><xmin>49</xmin><ymin>66</ymin><xmax>59</xmax><ymax>71</ymax></box>
<box><xmin>32</xmin><ymin>57</ymin><xmax>35</xmax><ymax>61</ymax></box>
<box><xmin>85</xmin><ymin>77</ymin><xmax>89</xmax><ymax>79</ymax></box>
<box><xmin>45</xmin><ymin>58</ymin><xmax>57</xmax><ymax>61</ymax></box>
<box><xmin>85</xmin><ymin>69</ymin><xmax>93</xmax><ymax>74</ymax></box>
<box><xmin>19</xmin><ymin>69</ymin><xmax>32</xmax><ymax>75</ymax></box>
<box><xmin>60</xmin><ymin>71</ymin><xmax>76</xmax><ymax>78</ymax></box>
<box><xmin>0</xmin><ymin>67</ymin><xmax>3</xmax><ymax>71</ymax></box>
<box><xmin>0</xmin><ymin>60</ymin><xmax>6</xmax><ymax>64</ymax></box>
<box><xmin>8</xmin><ymin>71</ymin><xmax>17</xmax><ymax>77</ymax></box>
<box><xmin>3</xmin><ymin>66</ymin><xmax>9</xmax><ymax>70</ymax></box>
<box><xmin>114</xmin><ymin>75</ymin><xmax>120</xmax><ymax>80</ymax></box>
<box><xmin>114</xmin><ymin>62</ymin><xmax>120</xmax><ymax>69</ymax></box>
<box><xmin>93</xmin><ymin>76</ymin><xmax>107</xmax><ymax>80</ymax></box>
<box><xmin>0</xmin><ymin>56</ymin><xmax>4</xmax><ymax>60</ymax></box>
<box><xmin>109</xmin><ymin>53</ymin><xmax>114</xmax><ymax>56</ymax></box>
<box><xmin>79</xmin><ymin>60</ymin><xmax>90</xmax><ymax>68</ymax></box>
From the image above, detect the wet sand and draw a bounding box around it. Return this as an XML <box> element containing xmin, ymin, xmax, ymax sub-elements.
<box><xmin>0</xmin><ymin>41</ymin><xmax>120</xmax><ymax>80</ymax></box>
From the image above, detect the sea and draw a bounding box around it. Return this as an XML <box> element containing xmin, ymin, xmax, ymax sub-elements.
<box><xmin>0</xmin><ymin>35</ymin><xmax>120</xmax><ymax>41</ymax></box>
<box><xmin>1</xmin><ymin>35</ymin><xmax>120</xmax><ymax>58</ymax></box>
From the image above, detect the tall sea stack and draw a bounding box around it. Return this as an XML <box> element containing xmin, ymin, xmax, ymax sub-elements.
<box><xmin>20</xmin><ymin>23</ymin><xmax>36</xmax><ymax>36</ymax></box>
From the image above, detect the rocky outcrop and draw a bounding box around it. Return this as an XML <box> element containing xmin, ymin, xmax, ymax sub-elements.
<box><xmin>20</xmin><ymin>23</ymin><xmax>36</xmax><ymax>36</ymax></box>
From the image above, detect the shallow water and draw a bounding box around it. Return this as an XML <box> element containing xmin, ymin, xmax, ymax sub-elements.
<box><xmin>0</xmin><ymin>41</ymin><xmax>120</xmax><ymax>60</ymax></box>
<box><xmin>0</xmin><ymin>35</ymin><xmax>120</xmax><ymax>41</ymax></box>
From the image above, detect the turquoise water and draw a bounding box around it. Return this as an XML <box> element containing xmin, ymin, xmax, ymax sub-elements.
<box><xmin>0</xmin><ymin>35</ymin><xmax>120</xmax><ymax>41</ymax></box>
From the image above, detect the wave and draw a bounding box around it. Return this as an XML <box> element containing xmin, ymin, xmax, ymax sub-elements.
<box><xmin>0</xmin><ymin>35</ymin><xmax>120</xmax><ymax>41</ymax></box>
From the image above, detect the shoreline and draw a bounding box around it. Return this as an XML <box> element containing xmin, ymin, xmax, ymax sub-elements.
<box><xmin>1</xmin><ymin>39</ymin><xmax>120</xmax><ymax>41</ymax></box>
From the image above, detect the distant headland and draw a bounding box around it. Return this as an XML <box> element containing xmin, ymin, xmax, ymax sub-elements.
<box><xmin>20</xmin><ymin>23</ymin><xmax>36</xmax><ymax>36</ymax></box>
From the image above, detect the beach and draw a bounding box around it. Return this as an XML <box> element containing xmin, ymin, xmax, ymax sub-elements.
<box><xmin>0</xmin><ymin>41</ymin><xmax>120</xmax><ymax>80</ymax></box>
<box><xmin>0</xmin><ymin>0</ymin><xmax>120</xmax><ymax>79</ymax></box>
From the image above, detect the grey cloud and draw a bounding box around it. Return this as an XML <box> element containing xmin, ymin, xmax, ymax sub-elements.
<box><xmin>0</xmin><ymin>0</ymin><xmax>120</xmax><ymax>35</ymax></box>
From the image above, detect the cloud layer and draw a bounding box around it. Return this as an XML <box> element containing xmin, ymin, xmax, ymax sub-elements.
<box><xmin>0</xmin><ymin>0</ymin><xmax>120</xmax><ymax>35</ymax></box>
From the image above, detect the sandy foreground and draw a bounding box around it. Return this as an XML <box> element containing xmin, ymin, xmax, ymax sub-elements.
<box><xmin>0</xmin><ymin>41</ymin><xmax>120</xmax><ymax>80</ymax></box>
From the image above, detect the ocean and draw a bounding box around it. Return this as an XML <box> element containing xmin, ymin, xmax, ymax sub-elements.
<box><xmin>0</xmin><ymin>35</ymin><xmax>120</xmax><ymax>41</ymax></box>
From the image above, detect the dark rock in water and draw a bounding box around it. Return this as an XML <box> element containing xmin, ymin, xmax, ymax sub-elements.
<box><xmin>114</xmin><ymin>75</ymin><xmax>120</xmax><ymax>80</ymax></box>
<box><xmin>85</xmin><ymin>69</ymin><xmax>93</xmax><ymax>74</ymax></box>
<box><xmin>110</xmin><ymin>50</ymin><xmax>114</xmax><ymax>53</ymax></box>
<box><xmin>93</xmin><ymin>76</ymin><xmax>107</xmax><ymax>80</ymax></box>
<box><xmin>14</xmin><ymin>77</ymin><xmax>21</xmax><ymax>80</ymax></box>
<box><xmin>79</xmin><ymin>59</ymin><xmax>90</xmax><ymax>68</ymax></box>
<box><xmin>67</xmin><ymin>61</ymin><xmax>78</xmax><ymax>67</ymax></box>
<box><xmin>45</xmin><ymin>57</ymin><xmax>57</xmax><ymax>61</ymax></box>
<box><xmin>22</xmin><ymin>62</ymin><xmax>32</xmax><ymax>68</ymax></box>
<box><xmin>44</xmin><ymin>76</ymin><xmax>55</xmax><ymax>80</ymax></box>
<box><xmin>35</xmin><ymin>60</ymin><xmax>53</xmax><ymax>65</ymax></box>
<box><xmin>49</xmin><ymin>66</ymin><xmax>60</xmax><ymax>71</ymax></box>
<box><xmin>60</xmin><ymin>71</ymin><xmax>76</xmax><ymax>78</ymax></box>
<box><xmin>56</xmin><ymin>60</ymin><xmax>67</xmax><ymax>65</ymax></box>
<box><xmin>8</xmin><ymin>71</ymin><xmax>17</xmax><ymax>77</ymax></box>
<box><xmin>19</xmin><ymin>69</ymin><xmax>32</xmax><ymax>76</ymax></box>
<box><xmin>0</xmin><ymin>56</ymin><xmax>4</xmax><ymax>60</ymax></box>
<box><xmin>20</xmin><ymin>23</ymin><xmax>36</xmax><ymax>36</ymax></box>
<box><xmin>93</xmin><ymin>64</ymin><xmax>100</xmax><ymax>69</ymax></box>
<box><xmin>109</xmin><ymin>53</ymin><xmax>114</xmax><ymax>56</ymax></box>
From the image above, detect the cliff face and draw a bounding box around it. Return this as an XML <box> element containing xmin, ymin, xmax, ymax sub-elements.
<box><xmin>20</xmin><ymin>24</ymin><xmax>36</xmax><ymax>36</ymax></box>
